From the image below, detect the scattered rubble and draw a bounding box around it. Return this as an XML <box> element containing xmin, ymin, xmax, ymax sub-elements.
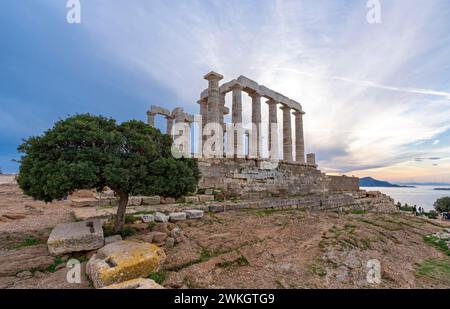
<box><xmin>102</xmin><ymin>278</ymin><xmax>164</xmax><ymax>289</ymax></box>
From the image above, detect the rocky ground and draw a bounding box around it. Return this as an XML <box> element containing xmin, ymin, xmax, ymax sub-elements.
<box><xmin>1</xmin><ymin>183</ymin><xmax>450</xmax><ymax>289</ymax></box>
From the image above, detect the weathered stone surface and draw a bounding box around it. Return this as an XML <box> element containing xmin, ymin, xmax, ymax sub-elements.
<box><xmin>184</xmin><ymin>196</ymin><xmax>199</xmax><ymax>203</ymax></box>
<box><xmin>47</xmin><ymin>220</ymin><xmax>104</xmax><ymax>256</ymax></box>
<box><xmin>165</xmin><ymin>237</ymin><xmax>175</xmax><ymax>248</ymax></box>
<box><xmin>155</xmin><ymin>212</ymin><xmax>169</xmax><ymax>223</ymax></box>
<box><xmin>86</xmin><ymin>241</ymin><xmax>166</xmax><ymax>288</ymax></box>
<box><xmin>151</xmin><ymin>232</ymin><xmax>167</xmax><ymax>243</ymax></box>
<box><xmin>102</xmin><ymin>278</ymin><xmax>164</xmax><ymax>289</ymax></box>
<box><xmin>184</xmin><ymin>209</ymin><xmax>204</xmax><ymax>219</ymax></box>
<box><xmin>161</xmin><ymin>197</ymin><xmax>176</xmax><ymax>204</ymax></box>
<box><xmin>70</xmin><ymin>198</ymin><xmax>101</xmax><ymax>208</ymax></box>
<box><xmin>104</xmin><ymin>235</ymin><xmax>122</xmax><ymax>246</ymax></box>
<box><xmin>141</xmin><ymin>196</ymin><xmax>161</xmax><ymax>205</ymax></box>
<box><xmin>198</xmin><ymin>195</ymin><xmax>214</xmax><ymax>202</ymax></box>
<box><xmin>169</xmin><ymin>212</ymin><xmax>186</xmax><ymax>222</ymax></box>
<box><xmin>0</xmin><ymin>244</ymin><xmax>54</xmax><ymax>276</ymax></box>
<box><xmin>128</xmin><ymin>196</ymin><xmax>142</xmax><ymax>206</ymax></box>
<box><xmin>134</xmin><ymin>214</ymin><xmax>155</xmax><ymax>223</ymax></box>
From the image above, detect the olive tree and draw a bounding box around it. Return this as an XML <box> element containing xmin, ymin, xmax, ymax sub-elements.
<box><xmin>434</xmin><ymin>197</ymin><xmax>450</xmax><ymax>213</ymax></box>
<box><xmin>17</xmin><ymin>114</ymin><xmax>200</xmax><ymax>234</ymax></box>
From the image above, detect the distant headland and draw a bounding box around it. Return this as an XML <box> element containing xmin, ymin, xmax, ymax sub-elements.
<box><xmin>359</xmin><ymin>177</ymin><xmax>415</xmax><ymax>188</ymax></box>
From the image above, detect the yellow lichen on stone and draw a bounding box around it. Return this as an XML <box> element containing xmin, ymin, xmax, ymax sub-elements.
<box><xmin>86</xmin><ymin>240</ymin><xmax>166</xmax><ymax>288</ymax></box>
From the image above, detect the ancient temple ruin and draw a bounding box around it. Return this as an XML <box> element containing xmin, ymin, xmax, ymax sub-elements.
<box><xmin>147</xmin><ymin>72</ymin><xmax>359</xmax><ymax>198</ymax></box>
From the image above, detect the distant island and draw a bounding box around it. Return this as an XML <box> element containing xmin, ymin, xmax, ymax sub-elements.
<box><xmin>359</xmin><ymin>177</ymin><xmax>415</xmax><ymax>188</ymax></box>
<box><xmin>434</xmin><ymin>188</ymin><xmax>450</xmax><ymax>191</ymax></box>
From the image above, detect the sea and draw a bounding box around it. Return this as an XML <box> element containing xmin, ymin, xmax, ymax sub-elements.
<box><xmin>360</xmin><ymin>186</ymin><xmax>450</xmax><ymax>212</ymax></box>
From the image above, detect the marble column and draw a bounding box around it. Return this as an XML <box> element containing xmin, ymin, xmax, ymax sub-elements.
<box><xmin>294</xmin><ymin>110</ymin><xmax>305</xmax><ymax>163</ymax></box>
<box><xmin>204</xmin><ymin>72</ymin><xmax>223</xmax><ymax>125</ymax></box>
<box><xmin>250</xmin><ymin>91</ymin><xmax>262</xmax><ymax>159</ymax></box>
<box><xmin>267</xmin><ymin>99</ymin><xmax>278</xmax><ymax>160</ymax></box>
<box><xmin>198</xmin><ymin>99</ymin><xmax>208</xmax><ymax>146</ymax></box>
<box><xmin>281</xmin><ymin>105</ymin><xmax>293</xmax><ymax>161</ymax></box>
<box><xmin>231</xmin><ymin>83</ymin><xmax>243</xmax><ymax>158</ymax></box>
<box><xmin>166</xmin><ymin>116</ymin><xmax>174</xmax><ymax>137</ymax></box>
<box><xmin>146</xmin><ymin>111</ymin><xmax>156</xmax><ymax>127</ymax></box>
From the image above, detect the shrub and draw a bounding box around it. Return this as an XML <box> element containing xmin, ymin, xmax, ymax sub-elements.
<box><xmin>434</xmin><ymin>197</ymin><xmax>450</xmax><ymax>213</ymax></box>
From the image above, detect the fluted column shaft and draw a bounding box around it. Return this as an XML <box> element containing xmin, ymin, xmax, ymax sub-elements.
<box><xmin>281</xmin><ymin>106</ymin><xmax>293</xmax><ymax>161</ymax></box>
<box><xmin>166</xmin><ymin>116</ymin><xmax>174</xmax><ymax>138</ymax></box>
<box><xmin>250</xmin><ymin>92</ymin><xmax>262</xmax><ymax>159</ymax></box>
<box><xmin>231</xmin><ymin>85</ymin><xmax>243</xmax><ymax>157</ymax></box>
<box><xmin>147</xmin><ymin>111</ymin><xmax>156</xmax><ymax>127</ymax></box>
<box><xmin>294</xmin><ymin>110</ymin><xmax>305</xmax><ymax>163</ymax></box>
<box><xmin>267</xmin><ymin>100</ymin><xmax>278</xmax><ymax>160</ymax></box>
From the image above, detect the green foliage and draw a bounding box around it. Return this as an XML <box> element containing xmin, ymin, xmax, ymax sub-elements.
<box><xmin>10</xmin><ymin>236</ymin><xmax>40</xmax><ymax>249</ymax></box>
<box><xmin>416</xmin><ymin>258</ymin><xmax>450</xmax><ymax>285</ymax></box>
<box><xmin>121</xmin><ymin>226</ymin><xmax>137</xmax><ymax>237</ymax></box>
<box><xmin>399</xmin><ymin>203</ymin><xmax>415</xmax><ymax>212</ymax></box>
<box><xmin>125</xmin><ymin>214</ymin><xmax>137</xmax><ymax>224</ymax></box>
<box><xmin>434</xmin><ymin>197</ymin><xmax>450</xmax><ymax>213</ymax></box>
<box><xmin>46</xmin><ymin>256</ymin><xmax>64</xmax><ymax>273</ymax></box>
<box><xmin>17</xmin><ymin>114</ymin><xmax>200</xmax><ymax>202</ymax></box>
<box><xmin>424</xmin><ymin>235</ymin><xmax>450</xmax><ymax>255</ymax></box>
<box><xmin>17</xmin><ymin>114</ymin><xmax>200</xmax><ymax>232</ymax></box>
<box><xmin>148</xmin><ymin>271</ymin><xmax>166</xmax><ymax>284</ymax></box>
<box><xmin>424</xmin><ymin>210</ymin><xmax>438</xmax><ymax>219</ymax></box>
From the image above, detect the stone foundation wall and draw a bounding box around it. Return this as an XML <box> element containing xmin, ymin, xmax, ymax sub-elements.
<box><xmin>197</xmin><ymin>158</ymin><xmax>359</xmax><ymax>198</ymax></box>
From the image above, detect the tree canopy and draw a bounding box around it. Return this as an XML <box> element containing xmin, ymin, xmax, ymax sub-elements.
<box><xmin>434</xmin><ymin>197</ymin><xmax>450</xmax><ymax>213</ymax></box>
<box><xmin>17</xmin><ymin>114</ymin><xmax>200</xmax><ymax>233</ymax></box>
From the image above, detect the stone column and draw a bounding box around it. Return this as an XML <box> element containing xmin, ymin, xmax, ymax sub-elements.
<box><xmin>307</xmin><ymin>153</ymin><xmax>316</xmax><ymax>166</ymax></box>
<box><xmin>231</xmin><ymin>83</ymin><xmax>243</xmax><ymax>158</ymax></box>
<box><xmin>146</xmin><ymin>111</ymin><xmax>156</xmax><ymax>127</ymax></box>
<box><xmin>294</xmin><ymin>110</ymin><xmax>305</xmax><ymax>163</ymax></box>
<box><xmin>267</xmin><ymin>99</ymin><xmax>278</xmax><ymax>160</ymax></box>
<box><xmin>166</xmin><ymin>116</ymin><xmax>174</xmax><ymax>137</ymax></box>
<box><xmin>204</xmin><ymin>72</ymin><xmax>223</xmax><ymax>125</ymax></box>
<box><xmin>250</xmin><ymin>91</ymin><xmax>262</xmax><ymax>159</ymax></box>
<box><xmin>198</xmin><ymin>99</ymin><xmax>208</xmax><ymax>146</ymax></box>
<box><xmin>281</xmin><ymin>105</ymin><xmax>293</xmax><ymax>161</ymax></box>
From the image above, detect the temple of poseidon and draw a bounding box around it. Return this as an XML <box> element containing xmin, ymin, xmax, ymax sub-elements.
<box><xmin>145</xmin><ymin>72</ymin><xmax>396</xmax><ymax>212</ymax></box>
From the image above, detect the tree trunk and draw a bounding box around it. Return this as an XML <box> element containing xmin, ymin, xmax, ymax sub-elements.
<box><xmin>113</xmin><ymin>192</ymin><xmax>129</xmax><ymax>234</ymax></box>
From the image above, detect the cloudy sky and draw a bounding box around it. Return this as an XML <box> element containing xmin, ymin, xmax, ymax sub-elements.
<box><xmin>1</xmin><ymin>0</ymin><xmax>449</xmax><ymax>182</ymax></box>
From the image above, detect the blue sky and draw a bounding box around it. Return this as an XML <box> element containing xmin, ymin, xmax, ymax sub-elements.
<box><xmin>1</xmin><ymin>0</ymin><xmax>449</xmax><ymax>182</ymax></box>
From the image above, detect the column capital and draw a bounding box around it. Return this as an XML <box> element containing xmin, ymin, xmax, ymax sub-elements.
<box><xmin>230</xmin><ymin>81</ymin><xmax>243</xmax><ymax>90</ymax></box>
<box><xmin>146</xmin><ymin>111</ymin><xmax>156</xmax><ymax>116</ymax></box>
<box><xmin>204</xmin><ymin>71</ymin><xmax>224</xmax><ymax>81</ymax></box>
<box><xmin>293</xmin><ymin>109</ymin><xmax>305</xmax><ymax>116</ymax></box>
<box><xmin>280</xmin><ymin>104</ymin><xmax>292</xmax><ymax>111</ymax></box>
<box><xmin>248</xmin><ymin>90</ymin><xmax>262</xmax><ymax>99</ymax></box>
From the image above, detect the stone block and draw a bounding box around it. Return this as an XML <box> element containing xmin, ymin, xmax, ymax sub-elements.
<box><xmin>141</xmin><ymin>196</ymin><xmax>161</xmax><ymax>205</ymax></box>
<box><xmin>151</xmin><ymin>232</ymin><xmax>167</xmax><ymax>243</ymax></box>
<box><xmin>134</xmin><ymin>214</ymin><xmax>155</xmax><ymax>223</ymax></box>
<box><xmin>128</xmin><ymin>196</ymin><xmax>142</xmax><ymax>206</ymax></box>
<box><xmin>184</xmin><ymin>196</ymin><xmax>199</xmax><ymax>203</ymax></box>
<box><xmin>102</xmin><ymin>278</ymin><xmax>164</xmax><ymax>289</ymax></box>
<box><xmin>70</xmin><ymin>198</ymin><xmax>101</xmax><ymax>208</ymax></box>
<box><xmin>155</xmin><ymin>212</ymin><xmax>169</xmax><ymax>223</ymax></box>
<box><xmin>184</xmin><ymin>209</ymin><xmax>204</xmax><ymax>219</ymax></box>
<box><xmin>86</xmin><ymin>241</ymin><xmax>166</xmax><ymax>288</ymax></box>
<box><xmin>205</xmin><ymin>189</ymin><xmax>214</xmax><ymax>195</ymax></box>
<box><xmin>104</xmin><ymin>235</ymin><xmax>122</xmax><ymax>246</ymax></box>
<box><xmin>47</xmin><ymin>220</ymin><xmax>104</xmax><ymax>256</ymax></box>
<box><xmin>160</xmin><ymin>197</ymin><xmax>176</xmax><ymax>204</ymax></box>
<box><xmin>209</xmin><ymin>204</ymin><xmax>224</xmax><ymax>213</ymax></box>
<box><xmin>169</xmin><ymin>212</ymin><xmax>187</xmax><ymax>222</ymax></box>
<box><xmin>198</xmin><ymin>195</ymin><xmax>214</xmax><ymax>202</ymax></box>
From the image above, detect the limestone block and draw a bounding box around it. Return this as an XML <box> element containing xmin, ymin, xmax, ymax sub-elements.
<box><xmin>151</xmin><ymin>232</ymin><xmax>168</xmax><ymax>243</ymax></box>
<box><xmin>134</xmin><ymin>214</ymin><xmax>155</xmax><ymax>223</ymax></box>
<box><xmin>102</xmin><ymin>278</ymin><xmax>164</xmax><ymax>289</ymax></box>
<box><xmin>184</xmin><ymin>196</ymin><xmax>199</xmax><ymax>203</ymax></box>
<box><xmin>104</xmin><ymin>235</ymin><xmax>122</xmax><ymax>246</ymax></box>
<box><xmin>161</xmin><ymin>197</ymin><xmax>176</xmax><ymax>204</ymax></box>
<box><xmin>47</xmin><ymin>220</ymin><xmax>104</xmax><ymax>256</ymax></box>
<box><xmin>184</xmin><ymin>209</ymin><xmax>204</xmax><ymax>219</ymax></box>
<box><xmin>155</xmin><ymin>212</ymin><xmax>169</xmax><ymax>223</ymax></box>
<box><xmin>86</xmin><ymin>241</ymin><xmax>166</xmax><ymax>288</ymax></box>
<box><xmin>169</xmin><ymin>212</ymin><xmax>187</xmax><ymax>222</ymax></box>
<box><xmin>205</xmin><ymin>189</ymin><xmax>214</xmax><ymax>195</ymax></box>
<box><xmin>141</xmin><ymin>196</ymin><xmax>161</xmax><ymax>205</ymax></box>
<box><xmin>198</xmin><ymin>195</ymin><xmax>214</xmax><ymax>202</ymax></box>
<box><xmin>128</xmin><ymin>196</ymin><xmax>142</xmax><ymax>206</ymax></box>
<box><xmin>70</xmin><ymin>198</ymin><xmax>101</xmax><ymax>208</ymax></box>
